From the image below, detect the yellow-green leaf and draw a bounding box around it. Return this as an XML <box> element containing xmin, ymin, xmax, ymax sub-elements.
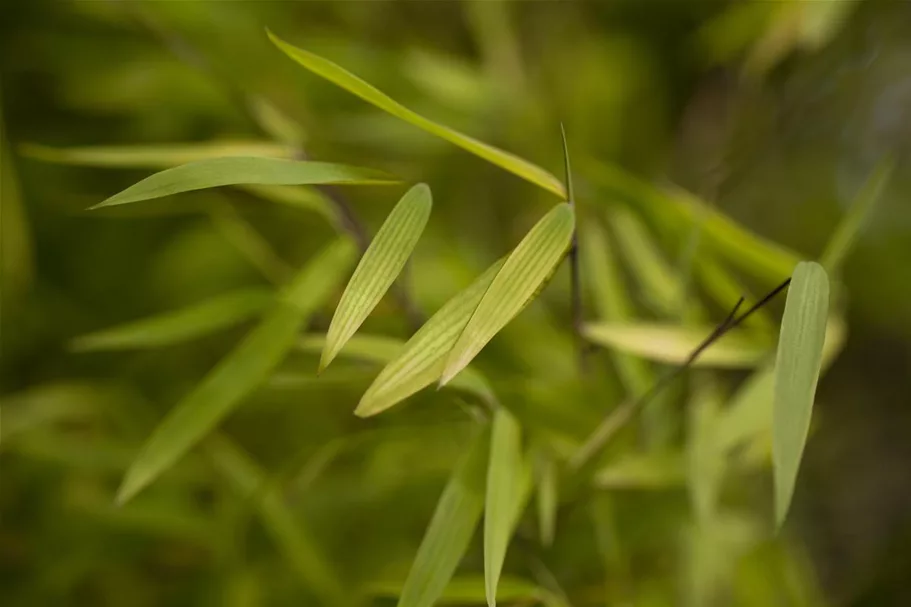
<box><xmin>371</xmin><ymin>574</ymin><xmax>564</xmax><ymax>607</ymax></box>
<box><xmin>116</xmin><ymin>238</ymin><xmax>356</xmax><ymax>504</ymax></box>
<box><xmin>687</xmin><ymin>380</ymin><xmax>725</xmax><ymax>526</ymax></box>
<box><xmin>536</xmin><ymin>451</ymin><xmax>558</xmax><ymax>547</ymax></box>
<box><xmin>440</xmin><ymin>204</ymin><xmax>575</xmax><ymax>385</ymax></box>
<box><xmin>484</xmin><ymin>409</ymin><xmax>531</xmax><ymax>607</ymax></box>
<box><xmin>93</xmin><ymin>157</ymin><xmax>398</xmax><ymax>209</ymax></box>
<box><xmin>71</xmin><ymin>288</ymin><xmax>274</xmax><ymax>351</ymax></box>
<box><xmin>354</xmin><ymin>258</ymin><xmax>505</xmax><ymax>417</ymax></box>
<box><xmin>267</xmin><ymin>30</ymin><xmax>564</xmax><ymax>198</ymax></box>
<box><xmin>773</xmin><ymin>262</ymin><xmax>830</xmax><ymax>528</ymax></box>
<box><xmin>594</xmin><ymin>452</ymin><xmax>684</xmax><ymax>489</ymax></box>
<box><xmin>396</xmin><ymin>427</ymin><xmax>489</xmax><ymax>607</ymax></box>
<box><xmin>322</xmin><ymin>184</ymin><xmax>432</xmax><ymax>370</ymax></box>
<box><xmin>583</xmin><ymin>322</ymin><xmax>768</xmax><ymax>369</ymax></box>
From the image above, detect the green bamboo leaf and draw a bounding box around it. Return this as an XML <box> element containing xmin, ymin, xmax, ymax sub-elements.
<box><xmin>694</xmin><ymin>255</ymin><xmax>775</xmax><ymax>336</ymax></box>
<box><xmin>354</xmin><ymin>258</ymin><xmax>505</xmax><ymax>417</ymax></box>
<box><xmin>773</xmin><ymin>262</ymin><xmax>830</xmax><ymax>528</ymax></box>
<box><xmin>536</xmin><ymin>451</ymin><xmax>558</xmax><ymax>547</ymax></box>
<box><xmin>820</xmin><ymin>159</ymin><xmax>893</xmax><ymax>274</ymax></box>
<box><xmin>594</xmin><ymin>452</ymin><xmax>685</xmax><ymax>489</ymax></box>
<box><xmin>71</xmin><ymin>288</ymin><xmax>274</xmax><ymax>351</ymax></box>
<box><xmin>440</xmin><ymin>204</ymin><xmax>575</xmax><ymax>386</ymax></box>
<box><xmin>484</xmin><ymin>408</ymin><xmax>531</xmax><ymax>607</ymax></box>
<box><xmin>371</xmin><ymin>574</ymin><xmax>565</xmax><ymax>607</ymax></box>
<box><xmin>93</xmin><ymin>157</ymin><xmax>398</xmax><ymax>209</ymax></box>
<box><xmin>583</xmin><ymin>322</ymin><xmax>768</xmax><ymax>369</ymax></box>
<box><xmin>296</xmin><ymin>333</ymin><xmax>496</xmax><ymax>409</ymax></box>
<box><xmin>267</xmin><ymin>30</ymin><xmax>564</xmax><ymax>198</ymax></box>
<box><xmin>687</xmin><ymin>380</ymin><xmax>725</xmax><ymax>526</ymax></box>
<box><xmin>0</xmin><ymin>382</ymin><xmax>105</xmax><ymax>446</ymax></box>
<box><xmin>322</xmin><ymin>184</ymin><xmax>433</xmax><ymax>370</ymax></box>
<box><xmin>116</xmin><ymin>238</ymin><xmax>356</xmax><ymax>504</ymax></box>
<box><xmin>20</xmin><ymin>140</ymin><xmax>295</xmax><ymax>168</ymax></box>
<box><xmin>396</xmin><ymin>427</ymin><xmax>489</xmax><ymax>607</ymax></box>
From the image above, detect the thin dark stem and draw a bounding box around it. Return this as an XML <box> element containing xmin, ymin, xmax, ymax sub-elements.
<box><xmin>561</xmin><ymin>123</ymin><xmax>586</xmax><ymax>373</ymax></box>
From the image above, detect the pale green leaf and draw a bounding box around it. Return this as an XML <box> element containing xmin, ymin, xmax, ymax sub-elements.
<box><xmin>93</xmin><ymin>157</ymin><xmax>398</xmax><ymax>209</ymax></box>
<box><xmin>116</xmin><ymin>238</ymin><xmax>356</xmax><ymax>504</ymax></box>
<box><xmin>441</xmin><ymin>204</ymin><xmax>575</xmax><ymax>385</ymax></box>
<box><xmin>583</xmin><ymin>322</ymin><xmax>768</xmax><ymax>369</ymax></box>
<box><xmin>322</xmin><ymin>183</ymin><xmax>433</xmax><ymax>370</ymax></box>
<box><xmin>267</xmin><ymin>30</ymin><xmax>564</xmax><ymax>197</ymax></box>
<box><xmin>484</xmin><ymin>408</ymin><xmax>531</xmax><ymax>607</ymax></box>
<box><xmin>687</xmin><ymin>380</ymin><xmax>725</xmax><ymax>526</ymax></box>
<box><xmin>536</xmin><ymin>451</ymin><xmax>558</xmax><ymax>547</ymax></box>
<box><xmin>353</xmin><ymin>258</ymin><xmax>506</xmax><ymax>417</ymax></box>
<box><xmin>694</xmin><ymin>255</ymin><xmax>775</xmax><ymax>336</ymax></box>
<box><xmin>71</xmin><ymin>288</ymin><xmax>274</xmax><ymax>351</ymax></box>
<box><xmin>594</xmin><ymin>452</ymin><xmax>684</xmax><ymax>489</ymax></box>
<box><xmin>820</xmin><ymin>159</ymin><xmax>893</xmax><ymax>274</ymax></box>
<box><xmin>396</xmin><ymin>427</ymin><xmax>489</xmax><ymax>607</ymax></box>
<box><xmin>20</xmin><ymin>140</ymin><xmax>295</xmax><ymax>168</ymax></box>
<box><xmin>371</xmin><ymin>574</ymin><xmax>565</xmax><ymax>607</ymax></box>
<box><xmin>773</xmin><ymin>262</ymin><xmax>830</xmax><ymax>528</ymax></box>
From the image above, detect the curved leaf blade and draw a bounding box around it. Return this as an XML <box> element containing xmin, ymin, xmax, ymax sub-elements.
<box><xmin>267</xmin><ymin>30</ymin><xmax>564</xmax><ymax>198</ymax></box>
<box><xmin>772</xmin><ymin>261</ymin><xmax>829</xmax><ymax>528</ymax></box>
<box><xmin>441</xmin><ymin>204</ymin><xmax>575</xmax><ymax>385</ymax></box>
<box><xmin>116</xmin><ymin>238</ymin><xmax>356</xmax><ymax>504</ymax></box>
<box><xmin>71</xmin><ymin>288</ymin><xmax>274</xmax><ymax>351</ymax></box>
<box><xmin>93</xmin><ymin>157</ymin><xmax>398</xmax><ymax>209</ymax></box>
<box><xmin>583</xmin><ymin>322</ymin><xmax>768</xmax><ymax>369</ymax></box>
<box><xmin>321</xmin><ymin>183</ymin><xmax>432</xmax><ymax>370</ymax></box>
<box><xmin>354</xmin><ymin>258</ymin><xmax>506</xmax><ymax>417</ymax></box>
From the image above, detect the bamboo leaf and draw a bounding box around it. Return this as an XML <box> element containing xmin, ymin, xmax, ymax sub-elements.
<box><xmin>322</xmin><ymin>183</ymin><xmax>433</xmax><ymax>370</ymax></box>
<box><xmin>594</xmin><ymin>452</ymin><xmax>685</xmax><ymax>489</ymax></box>
<box><xmin>116</xmin><ymin>238</ymin><xmax>356</xmax><ymax>504</ymax></box>
<box><xmin>396</xmin><ymin>427</ymin><xmax>489</xmax><ymax>607</ymax></box>
<box><xmin>93</xmin><ymin>157</ymin><xmax>398</xmax><ymax>209</ymax></box>
<box><xmin>820</xmin><ymin>159</ymin><xmax>893</xmax><ymax>274</ymax></box>
<box><xmin>536</xmin><ymin>451</ymin><xmax>558</xmax><ymax>547</ymax></box>
<box><xmin>71</xmin><ymin>288</ymin><xmax>274</xmax><ymax>351</ymax></box>
<box><xmin>687</xmin><ymin>380</ymin><xmax>725</xmax><ymax>526</ymax></box>
<box><xmin>371</xmin><ymin>574</ymin><xmax>565</xmax><ymax>606</ymax></box>
<box><xmin>267</xmin><ymin>30</ymin><xmax>564</xmax><ymax>197</ymax></box>
<box><xmin>773</xmin><ymin>262</ymin><xmax>830</xmax><ymax>528</ymax></box>
<box><xmin>441</xmin><ymin>204</ymin><xmax>575</xmax><ymax>385</ymax></box>
<box><xmin>353</xmin><ymin>258</ymin><xmax>505</xmax><ymax>417</ymax></box>
<box><xmin>583</xmin><ymin>322</ymin><xmax>768</xmax><ymax>369</ymax></box>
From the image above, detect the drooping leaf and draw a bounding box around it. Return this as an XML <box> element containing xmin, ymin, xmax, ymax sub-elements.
<box><xmin>116</xmin><ymin>238</ymin><xmax>356</xmax><ymax>504</ymax></box>
<box><xmin>583</xmin><ymin>322</ymin><xmax>768</xmax><ymax>369</ymax></box>
<box><xmin>322</xmin><ymin>183</ymin><xmax>433</xmax><ymax>370</ymax></box>
<box><xmin>820</xmin><ymin>158</ymin><xmax>893</xmax><ymax>274</ymax></box>
<box><xmin>93</xmin><ymin>157</ymin><xmax>398</xmax><ymax>209</ymax></box>
<box><xmin>71</xmin><ymin>288</ymin><xmax>274</xmax><ymax>351</ymax></box>
<box><xmin>353</xmin><ymin>258</ymin><xmax>505</xmax><ymax>417</ymax></box>
<box><xmin>396</xmin><ymin>427</ymin><xmax>489</xmax><ymax>607</ymax></box>
<box><xmin>484</xmin><ymin>408</ymin><xmax>531</xmax><ymax>607</ymax></box>
<box><xmin>267</xmin><ymin>30</ymin><xmax>564</xmax><ymax>197</ymax></box>
<box><xmin>441</xmin><ymin>204</ymin><xmax>575</xmax><ymax>385</ymax></box>
<box><xmin>772</xmin><ymin>262</ymin><xmax>830</xmax><ymax>528</ymax></box>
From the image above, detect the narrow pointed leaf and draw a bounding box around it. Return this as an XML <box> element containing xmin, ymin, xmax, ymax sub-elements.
<box><xmin>583</xmin><ymin>322</ymin><xmax>768</xmax><ymax>369</ymax></box>
<box><xmin>93</xmin><ymin>157</ymin><xmax>398</xmax><ymax>209</ymax></box>
<box><xmin>396</xmin><ymin>427</ymin><xmax>489</xmax><ymax>607</ymax></box>
<box><xmin>267</xmin><ymin>30</ymin><xmax>564</xmax><ymax>197</ymax></box>
<box><xmin>820</xmin><ymin>158</ymin><xmax>893</xmax><ymax>274</ymax></box>
<box><xmin>441</xmin><ymin>204</ymin><xmax>575</xmax><ymax>385</ymax></box>
<box><xmin>354</xmin><ymin>258</ymin><xmax>505</xmax><ymax>417</ymax></box>
<box><xmin>773</xmin><ymin>261</ymin><xmax>830</xmax><ymax>528</ymax></box>
<box><xmin>71</xmin><ymin>288</ymin><xmax>273</xmax><ymax>351</ymax></box>
<box><xmin>322</xmin><ymin>184</ymin><xmax>432</xmax><ymax>370</ymax></box>
<box><xmin>116</xmin><ymin>238</ymin><xmax>356</xmax><ymax>504</ymax></box>
<box><xmin>484</xmin><ymin>409</ymin><xmax>528</xmax><ymax>607</ymax></box>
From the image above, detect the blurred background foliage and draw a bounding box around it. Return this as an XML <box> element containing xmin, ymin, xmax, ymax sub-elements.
<box><xmin>3</xmin><ymin>1</ymin><xmax>911</xmax><ymax>606</ymax></box>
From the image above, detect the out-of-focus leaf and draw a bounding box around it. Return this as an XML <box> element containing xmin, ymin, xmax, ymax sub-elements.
<box><xmin>116</xmin><ymin>238</ymin><xmax>356</xmax><ymax>504</ymax></box>
<box><xmin>441</xmin><ymin>204</ymin><xmax>575</xmax><ymax>385</ymax></box>
<box><xmin>208</xmin><ymin>203</ymin><xmax>293</xmax><ymax>284</ymax></box>
<box><xmin>773</xmin><ymin>262</ymin><xmax>830</xmax><ymax>528</ymax></box>
<box><xmin>353</xmin><ymin>259</ymin><xmax>505</xmax><ymax>417</ymax></box>
<box><xmin>594</xmin><ymin>452</ymin><xmax>684</xmax><ymax>489</ymax></box>
<box><xmin>206</xmin><ymin>436</ymin><xmax>347</xmax><ymax>606</ymax></box>
<box><xmin>396</xmin><ymin>427</ymin><xmax>489</xmax><ymax>607</ymax></box>
<box><xmin>19</xmin><ymin>140</ymin><xmax>295</xmax><ymax>168</ymax></box>
<box><xmin>0</xmin><ymin>382</ymin><xmax>103</xmax><ymax>446</ymax></box>
<box><xmin>239</xmin><ymin>184</ymin><xmax>336</xmax><ymax>222</ymax></box>
<box><xmin>583</xmin><ymin>322</ymin><xmax>768</xmax><ymax>369</ymax></box>
<box><xmin>371</xmin><ymin>574</ymin><xmax>565</xmax><ymax>607</ymax></box>
<box><xmin>322</xmin><ymin>183</ymin><xmax>432</xmax><ymax>370</ymax></box>
<box><xmin>609</xmin><ymin>208</ymin><xmax>681</xmax><ymax>316</ymax></box>
<box><xmin>484</xmin><ymin>408</ymin><xmax>531</xmax><ymax>607</ymax></box>
<box><xmin>820</xmin><ymin>159</ymin><xmax>893</xmax><ymax>274</ymax></box>
<box><xmin>694</xmin><ymin>255</ymin><xmax>775</xmax><ymax>335</ymax></box>
<box><xmin>687</xmin><ymin>380</ymin><xmax>724</xmax><ymax>526</ymax></box>
<box><xmin>267</xmin><ymin>30</ymin><xmax>565</xmax><ymax>198</ymax></box>
<box><xmin>536</xmin><ymin>451</ymin><xmax>558</xmax><ymax>547</ymax></box>
<box><xmin>296</xmin><ymin>333</ymin><xmax>496</xmax><ymax>409</ymax></box>
<box><xmin>71</xmin><ymin>288</ymin><xmax>274</xmax><ymax>351</ymax></box>
<box><xmin>1</xmin><ymin>102</ymin><xmax>33</xmax><ymax>303</ymax></box>
<box><xmin>93</xmin><ymin>157</ymin><xmax>398</xmax><ymax>208</ymax></box>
